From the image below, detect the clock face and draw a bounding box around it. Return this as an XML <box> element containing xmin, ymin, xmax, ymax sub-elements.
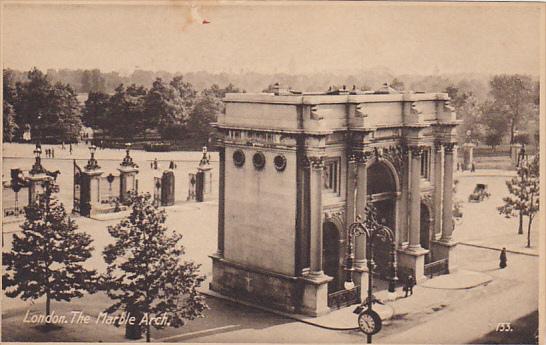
<box><xmin>357</xmin><ymin>309</ymin><xmax>382</xmax><ymax>335</ymax></box>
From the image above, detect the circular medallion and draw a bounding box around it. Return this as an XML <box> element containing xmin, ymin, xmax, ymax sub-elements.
<box><xmin>357</xmin><ymin>309</ymin><xmax>382</xmax><ymax>335</ymax></box>
<box><xmin>233</xmin><ymin>150</ymin><xmax>246</xmax><ymax>167</ymax></box>
<box><xmin>273</xmin><ymin>155</ymin><xmax>287</xmax><ymax>171</ymax></box>
<box><xmin>253</xmin><ymin>152</ymin><xmax>266</xmax><ymax>170</ymax></box>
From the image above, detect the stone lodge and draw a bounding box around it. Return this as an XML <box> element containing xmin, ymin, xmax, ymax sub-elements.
<box><xmin>210</xmin><ymin>84</ymin><xmax>460</xmax><ymax>316</ymax></box>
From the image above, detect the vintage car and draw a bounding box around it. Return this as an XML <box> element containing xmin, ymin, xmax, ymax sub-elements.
<box><xmin>468</xmin><ymin>184</ymin><xmax>491</xmax><ymax>202</ymax></box>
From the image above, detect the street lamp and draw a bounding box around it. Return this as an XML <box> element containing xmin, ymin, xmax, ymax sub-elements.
<box><xmin>347</xmin><ymin>204</ymin><xmax>398</xmax><ymax>344</ymax></box>
<box><xmin>85</xmin><ymin>145</ymin><xmax>100</xmax><ymax>170</ymax></box>
<box><xmin>121</xmin><ymin>143</ymin><xmax>137</xmax><ymax>168</ymax></box>
<box><xmin>30</xmin><ymin>144</ymin><xmax>46</xmax><ymax>175</ymax></box>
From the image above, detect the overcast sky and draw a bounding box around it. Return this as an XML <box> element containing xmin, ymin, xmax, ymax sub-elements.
<box><xmin>2</xmin><ymin>1</ymin><xmax>542</xmax><ymax>75</ymax></box>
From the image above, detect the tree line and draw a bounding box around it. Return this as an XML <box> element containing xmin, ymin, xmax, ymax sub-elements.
<box><xmin>3</xmin><ymin>67</ymin><xmax>242</xmax><ymax>146</ymax></box>
<box><xmin>444</xmin><ymin>75</ymin><xmax>539</xmax><ymax>149</ymax></box>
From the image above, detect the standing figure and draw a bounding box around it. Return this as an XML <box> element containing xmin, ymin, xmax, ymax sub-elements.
<box><xmin>404</xmin><ymin>271</ymin><xmax>415</xmax><ymax>297</ymax></box>
<box><xmin>69</xmin><ymin>143</ymin><xmax>73</xmax><ymax>155</ymax></box>
<box><xmin>499</xmin><ymin>247</ymin><xmax>507</xmax><ymax>269</ymax></box>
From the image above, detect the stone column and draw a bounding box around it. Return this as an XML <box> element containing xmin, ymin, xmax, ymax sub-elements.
<box><xmin>217</xmin><ymin>147</ymin><xmax>225</xmax><ymax>257</ymax></box>
<box><xmin>408</xmin><ymin>146</ymin><xmax>423</xmax><ymax>250</ymax></box>
<box><xmin>309</xmin><ymin>156</ymin><xmax>324</xmax><ymax>275</ymax></box>
<box><xmin>118</xmin><ymin>166</ymin><xmax>138</xmax><ymax>203</ymax></box>
<box><xmin>300</xmin><ymin>155</ymin><xmax>332</xmax><ymax>316</ymax></box>
<box><xmin>441</xmin><ymin>143</ymin><xmax>455</xmax><ymax>242</ymax></box>
<box><xmin>433</xmin><ymin>144</ymin><xmax>443</xmax><ymax>238</ymax></box>
<box><xmin>353</xmin><ymin>153</ymin><xmax>369</xmax><ymax>297</ymax></box>
<box><xmin>345</xmin><ymin>154</ymin><xmax>357</xmax><ymax>232</ymax></box>
<box><xmin>354</xmin><ymin>153</ymin><xmax>368</xmax><ymax>270</ymax></box>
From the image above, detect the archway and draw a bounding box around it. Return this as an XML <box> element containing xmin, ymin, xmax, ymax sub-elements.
<box><xmin>420</xmin><ymin>203</ymin><xmax>432</xmax><ymax>264</ymax></box>
<box><xmin>322</xmin><ymin>222</ymin><xmax>341</xmax><ymax>293</ymax></box>
<box><xmin>366</xmin><ymin>160</ymin><xmax>398</xmax><ymax>278</ymax></box>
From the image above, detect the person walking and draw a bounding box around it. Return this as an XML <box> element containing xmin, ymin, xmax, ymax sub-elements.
<box><xmin>499</xmin><ymin>247</ymin><xmax>507</xmax><ymax>269</ymax></box>
<box><xmin>69</xmin><ymin>143</ymin><xmax>73</xmax><ymax>155</ymax></box>
<box><xmin>404</xmin><ymin>270</ymin><xmax>416</xmax><ymax>297</ymax></box>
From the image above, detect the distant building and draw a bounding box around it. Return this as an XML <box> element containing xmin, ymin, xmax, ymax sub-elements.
<box><xmin>210</xmin><ymin>84</ymin><xmax>460</xmax><ymax>316</ymax></box>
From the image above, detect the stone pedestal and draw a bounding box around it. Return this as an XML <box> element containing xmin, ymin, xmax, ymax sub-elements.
<box><xmin>510</xmin><ymin>144</ymin><xmax>522</xmax><ymax>167</ymax></box>
<box><xmin>398</xmin><ymin>248</ymin><xmax>429</xmax><ymax>283</ymax></box>
<box><xmin>462</xmin><ymin>142</ymin><xmax>475</xmax><ymax>171</ymax></box>
<box><xmin>160</xmin><ymin>170</ymin><xmax>175</xmax><ymax>206</ymax></box>
<box><xmin>299</xmin><ymin>274</ymin><xmax>332</xmax><ymax>316</ymax></box>
<box><xmin>82</xmin><ymin>169</ymin><xmax>103</xmax><ymax>216</ymax></box>
<box><xmin>27</xmin><ymin>174</ymin><xmax>52</xmax><ymax>205</ymax></box>
<box><xmin>118</xmin><ymin>166</ymin><xmax>138</xmax><ymax>204</ymax></box>
<box><xmin>431</xmin><ymin>240</ymin><xmax>458</xmax><ymax>273</ymax></box>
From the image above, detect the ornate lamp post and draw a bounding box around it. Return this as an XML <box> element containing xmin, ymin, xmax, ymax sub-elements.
<box><xmin>346</xmin><ymin>204</ymin><xmax>398</xmax><ymax>344</ymax></box>
<box><xmin>85</xmin><ymin>145</ymin><xmax>100</xmax><ymax>170</ymax></box>
<box><xmin>30</xmin><ymin>144</ymin><xmax>46</xmax><ymax>175</ymax></box>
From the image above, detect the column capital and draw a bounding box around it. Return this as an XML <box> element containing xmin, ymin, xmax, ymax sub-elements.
<box><xmin>443</xmin><ymin>142</ymin><xmax>456</xmax><ymax>153</ymax></box>
<box><xmin>353</xmin><ymin>151</ymin><xmax>372</xmax><ymax>165</ymax></box>
<box><xmin>409</xmin><ymin>145</ymin><xmax>426</xmax><ymax>157</ymax></box>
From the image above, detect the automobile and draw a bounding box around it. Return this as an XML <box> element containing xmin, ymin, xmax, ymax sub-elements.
<box><xmin>468</xmin><ymin>183</ymin><xmax>491</xmax><ymax>202</ymax></box>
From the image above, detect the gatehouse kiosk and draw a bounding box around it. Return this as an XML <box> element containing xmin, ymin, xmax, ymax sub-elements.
<box><xmin>210</xmin><ymin>85</ymin><xmax>460</xmax><ymax>316</ymax></box>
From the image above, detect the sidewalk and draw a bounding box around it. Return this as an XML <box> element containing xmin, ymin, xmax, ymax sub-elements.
<box><xmin>200</xmin><ymin>268</ymin><xmax>494</xmax><ymax>331</ymax></box>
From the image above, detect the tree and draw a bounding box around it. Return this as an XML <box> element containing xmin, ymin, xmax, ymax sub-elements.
<box><xmin>83</xmin><ymin>91</ymin><xmax>111</xmax><ymax>129</ymax></box>
<box><xmin>187</xmin><ymin>94</ymin><xmax>221</xmax><ymax>146</ymax></box>
<box><xmin>390</xmin><ymin>78</ymin><xmax>405</xmax><ymax>91</ymax></box>
<box><xmin>484</xmin><ymin>131</ymin><xmax>503</xmax><ymax>151</ymax></box>
<box><xmin>498</xmin><ymin>154</ymin><xmax>540</xmax><ymax>246</ymax></box>
<box><xmin>445</xmin><ymin>85</ymin><xmax>484</xmax><ymax>143</ymax></box>
<box><xmin>3</xmin><ymin>182</ymin><xmax>96</xmax><ymax>328</ymax></box>
<box><xmin>108</xmin><ymin>84</ymin><xmax>148</xmax><ymax>138</ymax></box>
<box><xmin>145</xmin><ymin>78</ymin><xmax>186</xmax><ymax>139</ymax></box>
<box><xmin>3</xmin><ymin>69</ymin><xmax>19</xmax><ymax>141</ymax></box>
<box><xmin>12</xmin><ymin>68</ymin><xmax>82</xmax><ymax>143</ymax></box>
<box><xmin>489</xmin><ymin>75</ymin><xmax>535</xmax><ymax>144</ymax></box>
<box><xmin>482</xmin><ymin>106</ymin><xmax>510</xmax><ymax>150</ymax></box>
<box><xmin>46</xmin><ymin>82</ymin><xmax>83</xmax><ymax>142</ymax></box>
<box><xmin>102</xmin><ymin>193</ymin><xmax>207</xmax><ymax>342</ymax></box>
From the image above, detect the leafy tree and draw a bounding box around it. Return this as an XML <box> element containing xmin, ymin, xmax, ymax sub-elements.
<box><xmin>187</xmin><ymin>94</ymin><xmax>221</xmax><ymax>146</ymax></box>
<box><xmin>83</xmin><ymin>91</ymin><xmax>111</xmax><ymax>129</ymax></box>
<box><xmin>390</xmin><ymin>78</ymin><xmax>405</xmax><ymax>91</ymax></box>
<box><xmin>102</xmin><ymin>193</ymin><xmax>207</xmax><ymax>342</ymax></box>
<box><xmin>3</xmin><ymin>182</ymin><xmax>96</xmax><ymax>328</ymax></box>
<box><xmin>108</xmin><ymin>84</ymin><xmax>148</xmax><ymax>138</ymax></box>
<box><xmin>12</xmin><ymin>68</ymin><xmax>82</xmax><ymax>142</ymax></box>
<box><xmin>145</xmin><ymin>78</ymin><xmax>186</xmax><ymax>139</ymax></box>
<box><xmin>46</xmin><ymin>82</ymin><xmax>83</xmax><ymax>142</ymax></box>
<box><xmin>498</xmin><ymin>154</ymin><xmax>540</xmax><ymax>246</ymax></box>
<box><xmin>489</xmin><ymin>75</ymin><xmax>535</xmax><ymax>144</ymax></box>
<box><xmin>445</xmin><ymin>85</ymin><xmax>484</xmax><ymax>143</ymax></box>
<box><xmin>484</xmin><ymin>131</ymin><xmax>503</xmax><ymax>151</ymax></box>
<box><xmin>3</xmin><ymin>69</ymin><xmax>19</xmax><ymax>141</ymax></box>
<box><xmin>482</xmin><ymin>105</ymin><xmax>510</xmax><ymax>149</ymax></box>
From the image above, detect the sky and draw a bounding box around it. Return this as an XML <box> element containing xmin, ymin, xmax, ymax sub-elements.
<box><xmin>1</xmin><ymin>1</ymin><xmax>543</xmax><ymax>76</ymax></box>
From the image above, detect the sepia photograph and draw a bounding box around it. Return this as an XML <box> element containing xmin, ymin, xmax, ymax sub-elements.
<box><xmin>1</xmin><ymin>1</ymin><xmax>544</xmax><ymax>344</ymax></box>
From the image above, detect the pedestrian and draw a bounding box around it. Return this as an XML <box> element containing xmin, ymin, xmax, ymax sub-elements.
<box><xmin>471</xmin><ymin>162</ymin><xmax>476</xmax><ymax>172</ymax></box>
<box><xmin>69</xmin><ymin>143</ymin><xmax>73</xmax><ymax>155</ymax></box>
<box><xmin>52</xmin><ymin>148</ymin><xmax>55</xmax><ymax>158</ymax></box>
<box><xmin>499</xmin><ymin>247</ymin><xmax>507</xmax><ymax>269</ymax></box>
<box><xmin>403</xmin><ymin>270</ymin><xmax>415</xmax><ymax>297</ymax></box>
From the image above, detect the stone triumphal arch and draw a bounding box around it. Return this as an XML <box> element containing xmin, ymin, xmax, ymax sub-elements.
<box><xmin>210</xmin><ymin>84</ymin><xmax>460</xmax><ymax>316</ymax></box>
